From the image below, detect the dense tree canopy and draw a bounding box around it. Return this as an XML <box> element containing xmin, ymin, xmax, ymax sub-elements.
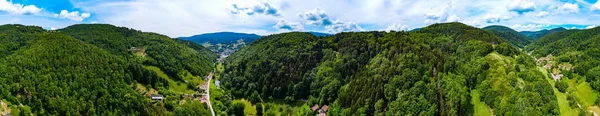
<box><xmin>222</xmin><ymin>22</ymin><xmax>558</xmax><ymax>115</ymax></box>
<box><xmin>483</xmin><ymin>25</ymin><xmax>532</xmax><ymax>48</ymax></box>
<box><xmin>520</xmin><ymin>27</ymin><xmax>567</xmax><ymax>40</ymax></box>
<box><xmin>527</xmin><ymin>26</ymin><xmax>600</xmax><ymax>106</ymax></box>
<box><xmin>0</xmin><ymin>24</ymin><xmax>216</xmax><ymax>115</ymax></box>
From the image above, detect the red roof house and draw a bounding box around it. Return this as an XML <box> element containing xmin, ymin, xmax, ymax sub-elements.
<box><xmin>311</xmin><ymin>104</ymin><xmax>319</xmax><ymax>111</ymax></box>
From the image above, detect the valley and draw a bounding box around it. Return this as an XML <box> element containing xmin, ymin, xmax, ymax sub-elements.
<box><xmin>0</xmin><ymin>22</ymin><xmax>599</xmax><ymax>116</ymax></box>
<box><xmin>2</xmin><ymin>0</ymin><xmax>600</xmax><ymax>115</ymax></box>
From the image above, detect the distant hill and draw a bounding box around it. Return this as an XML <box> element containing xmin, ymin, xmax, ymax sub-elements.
<box><xmin>308</xmin><ymin>32</ymin><xmax>332</xmax><ymax>37</ymax></box>
<box><xmin>409</xmin><ymin>28</ymin><xmax>422</xmax><ymax>32</ymax></box>
<box><xmin>418</xmin><ymin>22</ymin><xmax>507</xmax><ymax>44</ymax></box>
<box><xmin>520</xmin><ymin>27</ymin><xmax>567</xmax><ymax>40</ymax></box>
<box><xmin>483</xmin><ymin>25</ymin><xmax>531</xmax><ymax>48</ymax></box>
<box><xmin>179</xmin><ymin>32</ymin><xmax>262</xmax><ymax>44</ymax></box>
<box><xmin>524</xmin><ymin>29</ymin><xmax>581</xmax><ymax>52</ymax></box>
<box><xmin>528</xmin><ymin>26</ymin><xmax>600</xmax><ymax>58</ymax></box>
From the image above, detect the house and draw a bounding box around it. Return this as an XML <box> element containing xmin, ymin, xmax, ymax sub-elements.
<box><xmin>311</xmin><ymin>104</ymin><xmax>319</xmax><ymax>111</ymax></box>
<box><xmin>200</xmin><ymin>85</ymin><xmax>207</xmax><ymax>90</ymax></box>
<box><xmin>320</xmin><ymin>105</ymin><xmax>329</xmax><ymax>113</ymax></box>
<box><xmin>553</xmin><ymin>74</ymin><xmax>564</xmax><ymax>81</ymax></box>
<box><xmin>215</xmin><ymin>80</ymin><xmax>221</xmax><ymax>88</ymax></box>
<box><xmin>200</xmin><ymin>96</ymin><xmax>208</xmax><ymax>104</ymax></box>
<box><xmin>544</xmin><ymin>64</ymin><xmax>551</xmax><ymax>69</ymax></box>
<box><xmin>129</xmin><ymin>47</ymin><xmax>140</xmax><ymax>51</ymax></box>
<box><xmin>151</xmin><ymin>94</ymin><xmax>163</xmax><ymax>100</ymax></box>
<box><xmin>183</xmin><ymin>94</ymin><xmax>191</xmax><ymax>99</ymax></box>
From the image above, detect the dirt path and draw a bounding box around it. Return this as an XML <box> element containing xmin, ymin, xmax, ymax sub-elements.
<box><xmin>0</xmin><ymin>100</ymin><xmax>9</xmax><ymax>115</ymax></box>
<box><xmin>206</xmin><ymin>72</ymin><xmax>215</xmax><ymax>116</ymax></box>
<box><xmin>589</xmin><ymin>106</ymin><xmax>600</xmax><ymax>116</ymax></box>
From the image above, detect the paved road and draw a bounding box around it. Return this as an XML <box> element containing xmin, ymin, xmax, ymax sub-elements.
<box><xmin>206</xmin><ymin>72</ymin><xmax>215</xmax><ymax>116</ymax></box>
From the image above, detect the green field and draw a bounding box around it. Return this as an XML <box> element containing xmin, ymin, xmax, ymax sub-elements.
<box><xmin>231</xmin><ymin>97</ymin><xmax>307</xmax><ymax>116</ymax></box>
<box><xmin>470</xmin><ymin>90</ymin><xmax>492</xmax><ymax>116</ymax></box>
<box><xmin>543</xmin><ymin>74</ymin><xmax>579</xmax><ymax>116</ymax></box>
<box><xmin>233</xmin><ymin>99</ymin><xmax>257</xmax><ymax>115</ymax></box>
<box><xmin>574</xmin><ymin>82</ymin><xmax>597</xmax><ymax>107</ymax></box>
<box><xmin>143</xmin><ymin>65</ymin><xmax>195</xmax><ymax>94</ymax></box>
<box><xmin>182</xmin><ymin>69</ymin><xmax>205</xmax><ymax>86</ymax></box>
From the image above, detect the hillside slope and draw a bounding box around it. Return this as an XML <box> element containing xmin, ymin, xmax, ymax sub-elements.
<box><xmin>222</xmin><ymin>22</ymin><xmax>557</xmax><ymax>115</ymax></box>
<box><xmin>524</xmin><ymin>29</ymin><xmax>581</xmax><ymax>52</ymax></box>
<box><xmin>60</xmin><ymin>24</ymin><xmax>217</xmax><ymax>79</ymax></box>
<box><xmin>0</xmin><ymin>32</ymin><xmax>164</xmax><ymax>115</ymax></box>
<box><xmin>520</xmin><ymin>27</ymin><xmax>567</xmax><ymax>40</ymax></box>
<box><xmin>483</xmin><ymin>25</ymin><xmax>531</xmax><ymax>48</ymax></box>
<box><xmin>0</xmin><ymin>24</ymin><xmax>216</xmax><ymax>115</ymax></box>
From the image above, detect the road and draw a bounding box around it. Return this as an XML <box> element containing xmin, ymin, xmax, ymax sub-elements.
<box><xmin>206</xmin><ymin>72</ymin><xmax>215</xmax><ymax>116</ymax></box>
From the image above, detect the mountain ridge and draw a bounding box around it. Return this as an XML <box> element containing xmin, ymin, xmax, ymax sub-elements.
<box><xmin>520</xmin><ymin>27</ymin><xmax>567</xmax><ymax>40</ymax></box>
<box><xmin>483</xmin><ymin>25</ymin><xmax>531</xmax><ymax>48</ymax></box>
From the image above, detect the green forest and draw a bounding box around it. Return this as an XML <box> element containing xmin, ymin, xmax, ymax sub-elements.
<box><xmin>0</xmin><ymin>24</ymin><xmax>216</xmax><ymax>115</ymax></box>
<box><xmin>220</xmin><ymin>22</ymin><xmax>600</xmax><ymax>115</ymax></box>
<box><xmin>1</xmin><ymin>22</ymin><xmax>599</xmax><ymax>116</ymax></box>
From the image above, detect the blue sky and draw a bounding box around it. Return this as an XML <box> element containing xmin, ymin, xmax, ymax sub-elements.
<box><xmin>1</xmin><ymin>0</ymin><xmax>600</xmax><ymax>37</ymax></box>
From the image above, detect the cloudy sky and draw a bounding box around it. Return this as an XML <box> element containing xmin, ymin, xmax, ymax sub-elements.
<box><xmin>1</xmin><ymin>0</ymin><xmax>600</xmax><ymax>37</ymax></box>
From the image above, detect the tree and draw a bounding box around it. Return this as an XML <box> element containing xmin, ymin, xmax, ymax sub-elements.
<box><xmin>256</xmin><ymin>103</ymin><xmax>263</xmax><ymax>115</ymax></box>
<box><xmin>231</xmin><ymin>102</ymin><xmax>245</xmax><ymax>116</ymax></box>
<box><xmin>556</xmin><ymin>78</ymin><xmax>568</xmax><ymax>93</ymax></box>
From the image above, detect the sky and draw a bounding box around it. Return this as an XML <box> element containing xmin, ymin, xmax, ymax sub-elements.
<box><xmin>1</xmin><ymin>0</ymin><xmax>600</xmax><ymax>37</ymax></box>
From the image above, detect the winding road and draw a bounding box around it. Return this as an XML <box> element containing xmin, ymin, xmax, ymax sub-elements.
<box><xmin>206</xmin><ymin>72</ymin><xmax>215</xmax><ymax>116</ymax></box>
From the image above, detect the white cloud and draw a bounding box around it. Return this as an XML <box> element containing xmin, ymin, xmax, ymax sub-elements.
<box><xmin>231</xmin><ymin>2</ymin><xmax>281</xmax><ymax>16</ymax></box>
<box><xmin>510</xmin><ymin>24</ymin><xmax>548</xmax><ymax>31</ymax></box>
<box><xmin>298</xmin><ymin>8</ymin><xmax>362</xmax><ymax>33</ymax></box>
<box><xmin>536</xmin><ymin>11</ymin><xmax>549</xmax><ymax>17</ymax></box>
<box><xmin>483</xmin><ymin>14</ymin><xmax>511</xmax><ymax>23</ymax></box>
<box><xmin>424</xmin><ymin>3</ymin><xmax>460</xmax><ymax>24</ymax></box>
<box><xmin>385</xmin><ymin>23</ymin><xmax>409</xmax><ymax>32</ymax></box>
<box><xmin>56</xmin><ymin>0</ymin><xmax>600</xmax><ymax>37</ymax></box>
<box><xmin>0</xmin><ymin>15</ymin><xmax>75</xmax><ymax>30</ymax></box>
<box><xmin>558</xmin><ymin>3</ymin><xmax>579</xmax><ymax>13</ymax></box>
<box><xmin>593</xmin><ymin>1</ymin><xmax>600</xmax><ymax>11</ymax></box>
<box><xmin>0</xmin><ymin>0</ymin><xmax>42</xmax><ymax>15</ymax></box>
<box><xmin>587</xmin><ymin>25</ymin><xmax>597</xmax><ymax>29</ymax></box>
<box><xmin>446</xmin><ymin>14</ymin><xmax>461</xmax><ymax>22</ymax></box>
<box><xmin>50</xmin><ymin>27</ymin><xmax>57</xmax><ymax>30</ymax></box>
<box><xmin>273</xmin><ymin>20</ymin><xmax>303</xmax><ymax>31</ymax></box>
<box><xmin>298</xmin><ymin>8</ymin><xmax>332</xmax><ymax>26</ymax></box>
<box><xmin>507</xmin><ymin>0</ymin><xmax>536</xmax><ymax>14</ymax></box>
<box><xmin>326</xmin><ymin>21</ymin><xmax>363</xmax><ymax>33</ymax></box>
<box><xmin>54</xmin><ymin>10</ymin><xmax>91</xmax><ymax>22</ymax></box>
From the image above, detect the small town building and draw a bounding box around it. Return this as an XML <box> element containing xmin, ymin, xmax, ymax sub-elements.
<box><xmin>320</xmin><ymin>105</ymin><xmax>329</xmax><ymax>113</ymax></box>
<box><xmin>311</xmin><ymin>104</ymin><xmax>319</xmax><ymax>111</ymax></box>
<box><xmin>151</xmin><ymin>94</ymin><xmax>163</xmax><ymax>100</ymax></box>
<box><xmin>183</xmin><ymin>94</ymin><xmax>191</xmax><ymax>99</ymax></box>
<box><xmin>215</xmin><ymin>80</ymin><xmax>221</xmax><ymax>88</ymax></box>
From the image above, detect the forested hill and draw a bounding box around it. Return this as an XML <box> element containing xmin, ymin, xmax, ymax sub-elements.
<box><xmin>418</xmin><ymin>22</ymin><xmax>506</xmax><ymax>43</ymax></box>
<box><xmin>222</xmin><ymin>22</ymin><xmax>558</xmax><ymax>115</ymax></box>
<box><xmin>520</xmin><ymin>27</ymin><xmax>567</xmax><ymax>40</ymax></box>
<box><xmin>525</xmin><ymin>26</ymin><xmax>600</xmax><ymax>116</ymax></box>
<box><xmin>528</xmin><ymin>26</ymin><xmax>600</xmax><ymax>75</ymax></box>
<box><xmin>179</xmin><ymin>32</ymin><xmax>262</xmax><ymax>44</ymax></box>
<box><xmin>483</xmin><ymin>25</ymin><xmax>531</xmax><ymax>48</ymax></box>
<box><xmin>0</xmin><ymin>24</ymin><xmax>216</xmax><ymax>115</ymax></box>
<box><xmin>60</xmin><ymin>24</ymin><xmax>217</xmax><ymax>79</ymax></box>
<box><xmin>524</xmin><ymin>29</ymin><xmax>581</xmax><ymax>52</ymax></box>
